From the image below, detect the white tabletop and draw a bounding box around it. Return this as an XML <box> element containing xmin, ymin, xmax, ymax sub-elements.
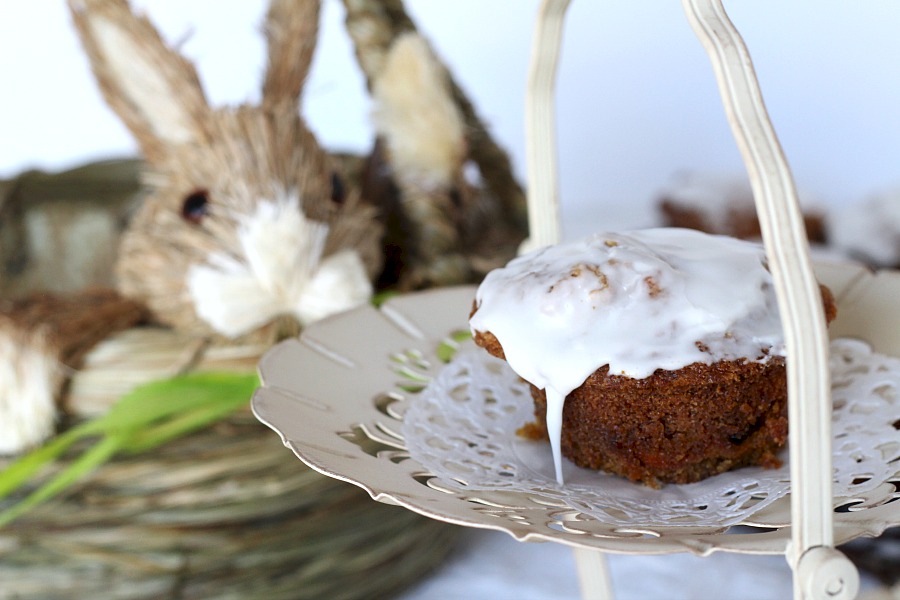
<box><xmin>398</xmin><ymin>527</ymin><xmax>885</xmax><ymax>600</ymax></box>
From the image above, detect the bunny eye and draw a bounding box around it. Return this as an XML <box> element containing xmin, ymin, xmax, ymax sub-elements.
<box><xmin>449</xmin><ymin>186</ymin><xmax>463</xmax><ymax>208</ymax></box>
<box><xmin>182</xmin><ymin>189</ymin><xmax>209</xmax><ymax>224</ymax></box>
<box><xmin>330</xmin><ymin>171</ymin><xmax>346</xmax><ymax>206</ymax></box>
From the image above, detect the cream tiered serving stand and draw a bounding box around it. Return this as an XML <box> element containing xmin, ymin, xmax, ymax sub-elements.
<box><xmin>253</xmin><ymin>2</ymin><xmax>900</xmax><ymax>598</ymax></box>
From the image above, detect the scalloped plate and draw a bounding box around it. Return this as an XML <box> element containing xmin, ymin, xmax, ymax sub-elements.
<box><xmin>252</xmin><ymin>261</ymin><xmax>900</xmax><ymax>555</ymax></box>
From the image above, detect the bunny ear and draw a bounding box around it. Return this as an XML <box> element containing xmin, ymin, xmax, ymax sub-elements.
<box><xmin>67</xmin><ymin>0</ymin><xmax>210</xmax><ymax>162</ymax></box>
<box><xmin>261</xmin><ymin>0</ymin><xmax>320</xmax><ymax>110</ymax></box>
<box><xmin>372</xmin><ymin>33</ymin><xmax>466</xmax><ymax>190</ymax></box>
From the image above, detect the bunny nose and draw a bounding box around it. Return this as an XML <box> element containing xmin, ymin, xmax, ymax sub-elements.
<box><xmin>186</xmin><ymin>194</ymin><xmax>372</xmax><ymax>338</ymax></box>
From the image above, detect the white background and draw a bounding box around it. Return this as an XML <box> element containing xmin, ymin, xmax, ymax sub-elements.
<box><xmin>4</xmin><ymin>1</ymin><xmax>900</xmax><ymax>238</ymax></box>
<box><xmin>2</xmin><ymin>2</ymin><xmax>896</xmax><ymax>597</ymax></box>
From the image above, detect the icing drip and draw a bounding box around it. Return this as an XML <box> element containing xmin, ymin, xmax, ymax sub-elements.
<box><xmin>469</xmin><ymin>228</ymin><xmax>785</xmax><ymax>483</ymax></box>
<box><xmin>545</xmin><ymin>387</ymin><xmax>565</xmax><ymax>484</ymax></box>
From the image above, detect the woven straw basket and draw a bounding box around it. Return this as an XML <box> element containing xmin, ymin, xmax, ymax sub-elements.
<box><xmin>0</xmin><ymin>160</ymin><xmax>459</xmax><ymax>599</ymax></box>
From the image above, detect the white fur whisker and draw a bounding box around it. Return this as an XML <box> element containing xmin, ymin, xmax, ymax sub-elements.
<box><xmin>188</xmin><ymin>191</ymin><xmax>371</xmax><ymax>337</ymax></box>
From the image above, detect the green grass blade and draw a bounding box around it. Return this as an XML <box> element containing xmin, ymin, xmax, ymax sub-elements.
<box><xmin>0</xmin><ymin>419</ymin><xmax>104</xmax><ymax>499</ymax></box>
<box><xmin>0</xmin><ymin>435</ymin><xmax>120</xmax><ymax>527</ymax></box>
<box><xmin>124</xmin><ymin>373</ymin><xmax>259</xmax><ymax>453</ymax></box>
<box><xmin>100</xmin><ymin>372</ymin><xmax>257</xmax><ymax>434</ymax></box>
<box><xmin>102</xmin><ymin>373</ymin><xmax>237</xmax><ymax>431</ymax></box>
<box><xmin>371</xmin><ymin>290</ymin><xmax>399</xmax><ymax>307</ymax></box>
<box><xmin>0</xmin><ymin>370</ymin><xmax>260</xmax><ymax>526</ymax></box>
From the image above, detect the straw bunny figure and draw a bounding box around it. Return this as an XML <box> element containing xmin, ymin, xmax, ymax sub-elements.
<box><xmin>67</xmin><ymin>0</ymin><xmax>383</xmax><ymax>341</ymax></box>
<box><xmin>367</xmin><ymin>33</ymin><xmax>474</xmax><ymax>289</ymax></box>
<box><xmin>345</xmin><ymin>2</ymin><xmax>528</xmax><ymax>291</ymax></box>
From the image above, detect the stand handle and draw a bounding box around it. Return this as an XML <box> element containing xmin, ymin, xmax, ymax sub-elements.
<box><xmin>681</xmin><ymin>1</ymin><xmax>858</xmax><ymax>598</ymax></box>
<box><xmin>573</xmin><ymin>547</ymin><xmax>614</xmax><ymax>600</ymax></box>
<box><xmin>522</xmin><ymin>0</ymin><xmax>570</xmax><ymax>253</ymax></box>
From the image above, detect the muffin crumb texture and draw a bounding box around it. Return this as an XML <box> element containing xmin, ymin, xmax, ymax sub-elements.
<box><xmin>470</xmin><ymin>228</ymin><xmax>836</xmax><ymax>486</ymax></box>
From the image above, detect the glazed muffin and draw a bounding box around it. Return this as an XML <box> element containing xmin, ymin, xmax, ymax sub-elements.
<box><xmin>469</xmin><ymin>228</ymin><xmax>836</xmax><ymax>487</ymax></box>
<box><xmin>828</xmin><ymin>186</ymin><xmax>900</xmax><ymax>269</ymax></box>
<box><xmin>657</xmin><ymin>171</ymin><xmax>828</xmax><ymax>244</ymax></box>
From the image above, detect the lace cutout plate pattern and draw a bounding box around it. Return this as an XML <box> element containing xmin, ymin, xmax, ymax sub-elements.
<box><xmin>252</xmin><ymin>274</ymin><xmax>900</xmax><ymax>555</ymax></box>
<box><xmin>403</xmin><ymin>339</ymin><xmax>900</xmax><ymax>529</ymax></box>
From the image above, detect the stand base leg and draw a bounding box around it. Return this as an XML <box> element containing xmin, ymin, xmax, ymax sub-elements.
<box><xmin>573</xmin><ymin>547</ymin><xmax>614</xmax><ymax>599</ymax></box>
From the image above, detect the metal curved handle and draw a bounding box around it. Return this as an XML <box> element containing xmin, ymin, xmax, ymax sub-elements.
<box><xmin>522</xmin><ymin>0</ymin><xmax>570</xmax><ymax>254</ymax></box>
<box><xmin>682</xmin><ymin>1</ymin><xmax>858</xmax><ymax>598</ymax></box>
<box><xmin>525</xmin><ymin>1</ymin><xmax>859</xmax><ymax>597</ymax></box>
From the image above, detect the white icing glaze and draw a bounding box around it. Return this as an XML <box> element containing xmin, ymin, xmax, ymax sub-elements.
<box><xmin>469</xmin><ymin>228</ymin><xmax>786</xmax><ymax>483</ymax></box>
